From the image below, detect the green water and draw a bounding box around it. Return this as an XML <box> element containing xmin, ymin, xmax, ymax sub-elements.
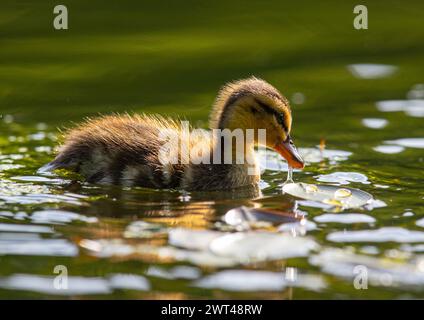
<box><xmin>0</xmin><ymin>1</ymin><xmax>424</xmax><ymax>299</ymax></box>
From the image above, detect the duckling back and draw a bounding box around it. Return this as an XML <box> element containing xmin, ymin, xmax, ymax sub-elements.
<box><xmin>44</xmin><ymin>114</ymin><xmax>187</xmax><ymax>189</ymax></box>
<box><xmin>42</xmin><ymin>113</ymin><xmax>260</xmax><ymax>191</ymax></box>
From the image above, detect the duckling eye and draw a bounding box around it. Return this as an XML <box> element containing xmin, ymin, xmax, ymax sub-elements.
<box><xmin>276</xmin><ymin>113</ymin><xmax>287</xmax><ymax>131</ymax></box>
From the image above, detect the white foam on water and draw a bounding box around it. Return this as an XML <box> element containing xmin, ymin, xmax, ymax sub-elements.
<box><xmin>124</xmin><ymin>220</ymin><xmax>167</xmax><ymax>238</ymax></box>
<box><xmin>168</xmin><ymin>228</ymin><xmax>224</xmax><ymax>251</ymax></box>
<box><xmin>278</xmin><ymin>220</ymin><xmax>317</xmax><ymax>236</ymax></box>
<box><xmin>362</xmin><ymin>118</ymin><xmax>388</xmax><ymax>129</ymax></box>
<box><xmin>146</xmin><ymin>265</ymin><xmax>201</xmax><ymax>280</ymax></box>
<box><xmin>376</xmin><ymin>99</ymin><xmax>424</xmax><ymax>118</ymax></box>
<box><xmin>347</xmin><ymin>64</ymin><xmax>397</xmax><ymax>79</ymax></box>
<box><xmin>416</xmin><ymin>218</ymin><xmax>424</xmax><ymax>228</ymax></box>
<box><xmin>30</xmin><ymin>210</ymin><xmax>98</xmax><ymax>225</ymax></box>
<box><xmin>0</xmin><ymin>239</ymin><xmax>78</xmax><ymax>256</ymax></box>
<box><xmin>314</xmin><ymin>213</ymin><xmax>376</xmax><ymax>224</ymax></box>
<box><xmin>0</xmin><ymin>274</ymin><xmax>111</xmax><ymax>295</ymax></box>
<box><xmin>0</xmin><ymin>223</ymin><xmax>53</xmax><ymax>233</ymax></box>
<box><xmin>327</xmin><ymin>227</ymin><xmax>424</xmax><ymax>243</ymax></box>
<box><xmin>310</xmin><ymin>248</ymin><xmax>424</xmax><ymax>289</ymax></box>
<box><xmin>315</xmin><ymin>172</ymin><xmax>370</xmax><ymax>185</ymax></box>
<box><xmin>209</xmin><ymin>232</ymin><xmax>319</xmax><ymax>263</ymax></box>
<box><xmin>373</xmin><ymin>145</ymin><xmax>405</xmax><ymax>154</ymax></box>
<box><xmin>193</xmin><ymin>270</ymin><xmax>326</xmax><ymax>292</ymax></box>
<box><xmin>194</xmin><ymin>270</ymin><xmax>285</xmax><ymax>292</ymax></box>
<box><xmin>384</xmin><ymin>138</ymin><xmax>424</xmax><ymax>149</ymax></box>
<box><xmin>108</xmin><ymin>274</ymin><xmax>151</xmax><ymax>291</ymax></box>
<box><xmin>10</xmin><ymin>176</ymin><xmax>69</xmax><ymax>185</ymax></box>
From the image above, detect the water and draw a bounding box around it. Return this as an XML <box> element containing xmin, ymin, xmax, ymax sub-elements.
<box><xmin>0</xmin><ymin>1</ymin><xmax>424</xmax><ymax>299</ymax></box>
<box><xmin>285</xmin><ymin>167</ymin><xmax>294</xmax><ymax>184</ymax></box>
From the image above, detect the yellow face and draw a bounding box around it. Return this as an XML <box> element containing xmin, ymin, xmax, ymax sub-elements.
<box><xmin>221</xmin><ymin>95</ymin><xmax>303</xmax><ymax>169</ymax></box>
<box><xmin>209</xmin><ymin>77</ymin><xmax>304</xmax><ymax>169</ymax></box>
<box><xmin>222</xmin><ymin>95</ymin><xmax>291</xmax><ymax>148</ymax></box>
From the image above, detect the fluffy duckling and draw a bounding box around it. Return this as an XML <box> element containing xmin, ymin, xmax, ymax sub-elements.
<box><xmin>41</xmin><ymin>77</ymin><xmax>304</xmax><ymax>191</ymax></box>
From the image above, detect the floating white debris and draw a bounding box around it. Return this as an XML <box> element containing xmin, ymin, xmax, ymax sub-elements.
<box><xmin>0</xmin><ymin>239</ymin><xmax>78</xmax><ymax>256</ymax></box>
<box><xmin>361</xmin><ymin>118</ymin><xmax>388</xmax><ymax>129</ymax></box>
<box><xmin>310</xmin><ymin>248</ymin><xmax>424</xmax><ymax>289</ymax></box>
<box><xmin>223</xmin><ymin>206</ymin><xmax>300</xmax><ymax>230</ymax></box>
<box><xmin>315</xmin><ymin>172</ymin><xmax>370</xmax><ymax>185</ymax></box>
<box><xmin>194</xmin><ymin>270</ymin><xmax>285</xmax><ymax>291</ymax></box>
<box><xmin>28</xmin><ymin>132</ymin><xmax>47</xmax><ymax>141</ymax></box>
<box><xmin>147</xmin><ymin>245</ymin><xmax>238</xmax><ymax>268</ymax></box>
<box><xmin>360</xmin><ymin>246</ymin><xmax>380</xmax><ymax>255</ymax></box>
<box><xmin>278</xmin><ymin>220</ymin><xmax>317</xmax><ymax>236</ymax></box>
<box><xmin>296</xmin><ymin>200</ymin><xmax>334</xmax><ymax>210</ymax></box>
<box><xmin>168</xmin><ymin>228</ymin><xmax>224</xmax><ymax>251</ymax></box>
<box><xmin>299</xmin><ymin>148</ymin><xmax>352</xmax><ymax>164</ymax></box>
<box><xmin>327</xmin><ymin>227</ymin><xmax>424</xmax><ymax>243</ymax></box>
<box><xmin>124</xmin><ymin>221</ymin><xmax>167</xmax><ymax>238</ymax></box>
<box><xmin>146</xmin><ymin>265</ymin><xmax>201</xmax><ymax>280</ymax></box>
<box><xmin>80</xmin><ymin>239</ymin><xmax>136</xmax><ymax>258</ymax></box>
<box><xmin>0</xmin><ymin>223</ymin><xmax>53</xmax><ymax>233</ymax></box>
<box><xmin>193</xmin><ymin>269</ymin><xmax>326</xmax><ymax>292</ymax></box>
<box><xmin>416</xmin><ymin>218</ymin><xmax>424</xmax><ymax>228</ymax></box>
<box><xmin>400</xmin><ymin>244</ymin><xmax>424</xmax><ymax>253</ymax></box>
<box><xmin>348</xmin><ymin>63</ymin><xmax>397</xmax><ymax>79</ymax></box>
<box><xmin>34</xmin><ymin>146</ymin><xmax>52</xmax><ymax>153</ymax></box>
<box><xmin>0</xmin><ymin>274</ymin><xmax>111</xmax><ymax>295</ymax></box>
<box><xmin>209</xmin><ymin>232</ymin><xmax>318</xmax><ymax>263</ymax></box>
<box><xmin>373</xmin><ymin>145</ymin><xmax>405</xmax><ymax>154</ymax></box>
<box><xmin>10</xmin><ymin>176</ymin><xmax>68</xmax><ymax>185</ymax></box>
<box><xmin>0</xmin><ymin>154</ymin><xmax>24</xmax><ymax>161</ymax></box>
<box><xmin>384</xmin><ymin>138</ymin><xmax>424</xmax><ymax>149</ymax></box>
<box><xmin>0</xmin><ymin>232</ymin><xmax>41</xmax><ymax>241</ymax></box>
<box><xmin>364</xmin><ymin>199</ymin><xmax>387</xmax><ymax>210</ymax></box>
<box><xmin>108</xmin><ymin>274</ymin><xmax>150</xmax><ymax>291</ymax></box>
<box><xmin>314</xmin><ymin>213</ymin><xmax>376</xmax><ymax>224</ymax></box>
<box><xmin>403</xmin><ymin>211</ymin><xmax>414</xmax><ymax>217</ymax></box>
<box><xmin>376</xmin><ymin>99</ymin><xmax>424</xmax><ymax>118</ymax></box>
<box><xmin>0</xmin><ymin>164</ymin><xmax>24</xmax><ymax>171</ymax></box>
<box><xmin>30</xmin><ymin>210</ymin><xmax>98</xmax><ymax>225</ymax></box>
<box><xmin>79</xmin><ymin>238</ymin><xmax>238</xmax><ymax>267</ymax></box>
<box><xmin>0</xmin><ymin>180</ymin><xmax>82</xmax><ymax>205</ymax></box>
<box><xmin>283</xmin><ymin>183</ymin><xmax>372</xmax><ymax>209</ymax></box>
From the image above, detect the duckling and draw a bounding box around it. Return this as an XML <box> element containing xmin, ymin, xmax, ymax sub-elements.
<box><xmin>40</xmin><ymin>77</ymin><xmax>304</xmax><ymax>191</ymax></box>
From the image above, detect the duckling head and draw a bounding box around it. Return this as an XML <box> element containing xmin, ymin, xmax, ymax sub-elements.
<box><xmin>209</xmin><ymin>76</ymin><xmax>304</xmax><ymax>169</ymax></box>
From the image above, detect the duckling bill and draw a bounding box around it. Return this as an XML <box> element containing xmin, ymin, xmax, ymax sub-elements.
<box><xmin>41</xmin><ymin>77</ymin><xmax>304</xmax><ymax>191</ymax></box>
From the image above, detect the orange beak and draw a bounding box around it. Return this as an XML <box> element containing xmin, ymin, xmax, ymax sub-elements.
<box><xmin>274</xmin><ymin>136</ymin><xmax>305</xmax><ymax>169</ymax></box>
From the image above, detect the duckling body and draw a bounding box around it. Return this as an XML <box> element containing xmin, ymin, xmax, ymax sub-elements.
<box><xmin>43</xmin><ymin>77</ymin><xmax>304</xmax><ymax>191</ymax></box>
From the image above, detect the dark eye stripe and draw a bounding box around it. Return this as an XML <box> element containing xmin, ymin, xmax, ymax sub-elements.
<box><xmin>254</xmin><ymin>98</ymin><xmax>289</xmax><ymax>133</ymax></box>
<box><xmin>276</xmin><ymin>113</ymin><xmax>286</xmax><ymax>130</ymax></box>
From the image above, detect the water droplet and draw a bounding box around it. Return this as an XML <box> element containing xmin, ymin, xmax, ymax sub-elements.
<box><xmin>334</xmin><ymin>188</ymin><xmax>352</xmax><ymax>198</ymax></box>
<box><xmin>284</xmin><ymin>166</ymin><xmax>293</xmax><ymax>184</ymax></box>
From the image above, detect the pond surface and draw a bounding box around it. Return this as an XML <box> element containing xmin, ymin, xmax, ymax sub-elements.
<box><xmin>0</xmin><ymin>1</ymin><xmax>424</xmax><ymax>299</ymax></box>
